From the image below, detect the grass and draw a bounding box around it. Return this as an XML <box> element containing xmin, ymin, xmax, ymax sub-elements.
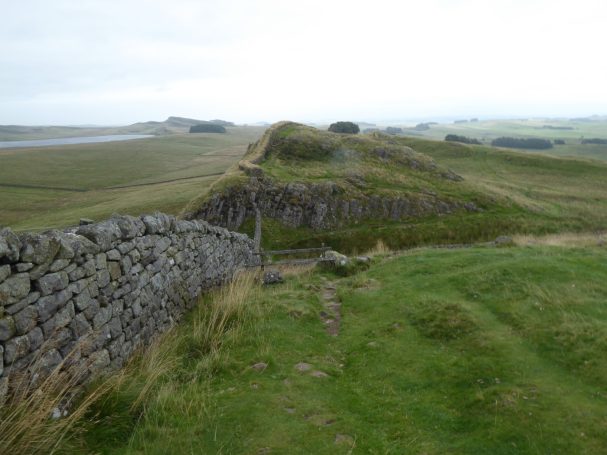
<box><xmin>51</xmin><ymin>242</ymin><xmax>607</xmax><ymax>454</ymax></box>
<box><xmin>408</xmin><ymin>118</ymin><xmax>607</xmax><ymax>162</ymax></box>
<box><xmin>0</xmin><ymin>127</ymin><xmax>265</xmax><ymax>230</ymax></box>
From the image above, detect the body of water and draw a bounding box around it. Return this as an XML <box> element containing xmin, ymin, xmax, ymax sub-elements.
<box><xmin>0</xmin><ymin>134</ymin><xmax>154</xmax><ymax>149</ymax></box>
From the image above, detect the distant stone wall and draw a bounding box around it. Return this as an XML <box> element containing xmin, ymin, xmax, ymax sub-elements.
<box><xmin>0</xmin><ymin>213</ymin><xmax>258</xmax><ymax>400</ymax></box>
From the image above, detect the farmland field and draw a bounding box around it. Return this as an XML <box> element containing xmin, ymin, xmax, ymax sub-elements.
<box><xmin>0</xmin><ymin>127</ymin><xmax>265</xmax><ymax>231</ymax></box>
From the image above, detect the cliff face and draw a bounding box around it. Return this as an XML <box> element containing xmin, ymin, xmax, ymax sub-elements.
<box><xmin>184</xmin><ymin>122</ymin><xmax>482</xmax><ymax>231</ymax></box>
<box><xmin>190</xmin><ymin>176</ymin><xmax>478</xmax><ymax>231</ymax></box>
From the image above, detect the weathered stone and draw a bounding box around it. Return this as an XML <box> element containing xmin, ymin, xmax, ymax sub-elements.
<box><xmin>0</xmin><ymin>273</ymin><xmax>30</xmax><ymax>306</ymax></box>
<box><xmin>74</xmin><ymin>289</ymin><xmax>92</xmax><ymax>311</ymax></box>
<box><xmin>120</xmin><ymin>256</ymin><xmax>132</xmax><ymax>274</ymax></box>
<box><xmin>95</xmin><ymin>253</ymin><xmax>107</xmax><ymax>270</ymax></box>
<box><xmin>93</xmin><ymin>307</ymin><xmax>112</xmax><ymax>329</ymax></box>
<box><xmin>111</xmin><ymin>214</ymin><xmax>145</xmax><ymax>239</ymax></box>
<box><xmin>88</xmin><ymin>349</ymin><xmax>110</xmax><ymax>374</ymax></box>
<box><xmin>108</xmin><ymin>261</ymin><xmax>122</xmax><ymax>281</ymax></box>
<box><xmin>262</xmin><ymin>270</ymin><xmax>283</xmax><ymax>285</ymax></box>
<box><xmin>19</xmin><ymin>232</ymin><xmax>61</xmax><ymax>265</ymax></box>
<box><xmin>4</xmin><ymin>334</ymin><xmax>31</xmax><ymax>363</ymax></box>
<box><xmin>27</xmin><ymin>326</ymin><xmax>44</xmax><ymax>351</ymax></box>
<box><xmin>13</xmin><ymin>305</ymin><xmax>37</xmax><ymax>335</ymax></box>
<box><xmin>0</xmin><ymin>264</ymin><xmax>10</xmax><ymax>283</ymax></box>
<box><xmin>108</xmin><ymin>316</ymin><xmax>122</xmax><ymax>338</ymax></box>
<box><xmin>49</xmin><ymin>259</ymin><xmax>70</xmax><ymax>273</ymax></box>
<box><xmin>141</xmin><ymin>213</ymin><xmax>172</xmax><ymax>235</ymax></box>
<box><xmin>15</xmin><ymin>262</ymin><xmax>34</xmax><ymax>272</ymax></box>
<box><xmin>36</xmin><ymin>271</ymin><xmax>69</xmax><ymax>296</ymax></box>
<box><xmin>97</xmin><ymin>269</ymin><xmax>111</xmax><ymax>288</ymax></box>
<box><xmin>68</xmin><ymin>266</ymin><xmax>86</xmax><ymax>282</ymax></box>
<box><xmin>83</xmin><ymin>259</ymin><xmax>96</xmax><ymax>277</ymax></box>
<box><xmin>33</xmin><ymin>348</ymin><xmax>63</xmax><ymax>377</ymax></box>
<box><xmin>70</xmin><ymin>313</ymin><xmax>92</xmax><ymax>338</ymax></box>
<box><xmin>0</xmin><ymin>315</ymin><xmax>16</xmax><ymax>340</ymax></box>
<box><xmin>80</xmin><ymin>218</ymin><xmax>94</xmax><ymax>226</ymax></box>
<box><xmin>28</xmin><ymin>261</ymin><xmax>52</xmax><ymax>280</ymax></box>
<box><xmin>36</xmin><ymin>289</ymin><xmax>72</xmax><ymax>322</ymax></box>
<box><xmin>0</xmin><ymin>345</ymin><xmax>3</xmax><ymax>376</ymax></box>
<box><xmin>60</xmin><ymin>233</ymin><xmax>99</xmax><ymax>258</ymax></box>
<box><xmin>106</xmin><ymin>249</ymin><xmax>121</xmax><ymax>261</ymax></box>
<box><xmin>76</xmin><ymin>220</ymin><xmax>122</xmax><ymax>252</ymax></box>
<box><xmin>0</xmin><ymin>227</ymin><xmax>22</xmax><ymax>263</ymax></box>
<box><xmin>55</xmin><ymin>301</ymin><xmax>75</xmax><ymax>329</ymax></box>
<box><xmin>5</xmin><ymin>291</ymin><xmax>39</xmax><ymax>315</ymax></box>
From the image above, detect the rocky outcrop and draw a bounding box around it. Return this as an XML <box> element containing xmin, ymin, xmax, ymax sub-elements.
<box><xmin>0</xmin><ymin>213</ymin><xmax>258</xmax><ymax>400</ymax></box>
<box><xmin>188</xmin><ymin>176</ymin><xmax>478</xmax><ymax>231</ymax></box>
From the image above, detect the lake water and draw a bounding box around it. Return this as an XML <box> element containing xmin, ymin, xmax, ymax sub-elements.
<box><xmin>0</xmin><ymin>134</ymin><xmax>154</xmax><ymax>149</ymax></box>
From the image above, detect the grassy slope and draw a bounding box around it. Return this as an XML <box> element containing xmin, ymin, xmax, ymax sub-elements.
<box><xmin>68</xmin><ymin>243</ymin><xmax>607</xmax><ymax>454</ymax></box>
<box><xmin>0</xmin><ymin>127</ymin><xmax>265</xmax><ymax>231</ymax></box>
<box><xmin>410</xmin><ymin>118</ymin><xmax>607</xmax><ymax>162</ymax></box>
<box><xmin>235</xmin><ymin>132</ymin><xmax>607</xmax><ymax>253</ymax></box>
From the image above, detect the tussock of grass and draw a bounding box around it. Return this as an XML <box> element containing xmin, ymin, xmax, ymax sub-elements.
<box><xmin>0</xmin><ymin>345</ymin><xmax>119</xmax><ymax>455</ymax></box>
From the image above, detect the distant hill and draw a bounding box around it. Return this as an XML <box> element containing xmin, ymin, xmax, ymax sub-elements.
<box><xmin>0</xmin><ymin>116</ymin><xmax>236</xmax><ymax>141</ymax></box>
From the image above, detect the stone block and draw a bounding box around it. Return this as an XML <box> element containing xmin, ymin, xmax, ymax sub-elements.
<box><xmin>0</xmin><ymin>315</ymin><xmax>16</xmax><ymax>340</ymax></box>
<box><xmin>36</xmin><ymin>271</ymin><xmax>69</xmax><ymax>296</ymax></box>
<box><xmin>15</xmin><ymin>262</ymin><xmax>34</xmax><ymax>272</ymax></box>
<box><xmin>19</xmin><ymin>232</ymin><xmax>61</xmax><ymax>265</ymax></box>
<box><xmin>4</xmin><ymin>334</ymin><xmax>31</xmax><ymax>364</ymax></box>
<box><xmin>13</xmin><ymin>305</ymin><xmax>38</xmax><ymax>335</ymax></box>
<box><xmin>0</xmin><ymin>273</ymin><xmax>30</xmax><ymax>306</ymax></box>
<box><xmin>106</xmin><ymin>249</ymin><xmax>121</xmax><ymax>261</ymax></box>
<box><xmin>108</xmin><ymin>261</ymin><xmax>122</xmax><ymax>281</ymax></box>
<box><xmin>97</xmin><ymin>269</ymin><xmax>110</xmax><ymax>288</ymax></box>
<box><xmin>49</xmin><ymin>259</ymin><xmax>70</xmax><ymax>273</ymax></box>
<box><xmin>27</xmin><ymin>326</ymin><xmax>44</xmax><ymax>351</ymax></box>
<box><xmin>70</xmin><ymin>313</ymin><xmax>92</xmax><ymax>338</ymax></box>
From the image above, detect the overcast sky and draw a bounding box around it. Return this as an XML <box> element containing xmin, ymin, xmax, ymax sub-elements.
<box><xmin>1</xmin><ymin>0</ymin><xmax>606</xmax><ymax>125</ymax></box>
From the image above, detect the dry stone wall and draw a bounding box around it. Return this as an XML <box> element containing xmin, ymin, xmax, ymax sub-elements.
<box><xmin>0</xmin><ymin>213</ymin><xmax>258</xmax><ymax>400</ymax></box>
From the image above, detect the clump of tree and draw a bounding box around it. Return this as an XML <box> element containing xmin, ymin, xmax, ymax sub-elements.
<box><xmin>328</xmin><ymin>122</ymin><xmax>360</xmax><ymax>134</ymax></box>
<box><xmin>581</xmin><ymin>138</ymin><xmax>607</xmax><ymax>145</ymax></box>
<box><xmin>445</xmin><ymin>134</ymin><xmax>481</xmax><ymax>145</ymax></box>
<box><xmin>491</xmin><ymin>137</ymin><xmax>553</xmax><ymax>149</ymax></box>
<box><xmin>385</xmin><ymin>126</ymin><xmax>403</xmax><ymax>135</ymax></box>
<box><xmin>554</xmin><ymin>139</ymin><xmax>566</xmax><ymax>145</ymax></box>
<box><xmin>189</xmin><ymin>124</ymin><xmax>226</xmax><ymax>133</ymax></box>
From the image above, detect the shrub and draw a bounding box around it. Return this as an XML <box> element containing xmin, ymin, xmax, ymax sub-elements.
<box><xmin>328</xmin><ymin>122</ymin><xmax>360</xmax><ymax>134</ymax></box>
<box><xmin>554</xmin><ymin>139</ymin><xmax>566</xmax><ymax>145</ymax></box>
<box><xmin>385</xmin><ymin>126</ymin><xmax>403</xmax><ymax>135</ymax></box>
<box><xmin>445</xmin><ymin>134</ymin><xmax>481</xmax><ymax>145</ymax></box>
<box><xmin>491</xmin><ymin>137</ymin><xmax>553</xmax><ymax>150</ymax></box>
<box><xmin>189</xmin><ymin>124</ymin><xmax>226</xmax><ymax>133</ymax></box>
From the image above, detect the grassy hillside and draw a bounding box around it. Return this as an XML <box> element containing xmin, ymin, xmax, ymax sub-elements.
<box><xmin>0</xmin><ymin>127</ymin><xmax>265</xmax><ymax>231</ymax></box>
<box><xmin>220</xmin><ymin>126</ymin><xmax>607</xmax><ymax>253</ymax></box>
<box><xmin>51</xmin><ymin>240</ymin><xmax>607</xmax><ymax>454</ymax></box>
<box><xmin>0</xmin><ymin>116</ymin><xmax>233</xmax><ymax>141</ymax></box>
<box><xmin>406</xmin><ymin>118</ymin><xmax>607</xmax><ymax>162</ymax></box>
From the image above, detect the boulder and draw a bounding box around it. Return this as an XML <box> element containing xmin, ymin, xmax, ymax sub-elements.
<box><xmin>111</xmin><ymin>214</ymin><xmax>145</xmax><ymax>239</ymax></box>
<box><xmin>262</xmin><ymin>270</ymin><xmax>283</xmax><ymax>285</ymax></box>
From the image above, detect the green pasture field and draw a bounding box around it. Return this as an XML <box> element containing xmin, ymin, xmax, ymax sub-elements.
<box><xmin>62</xmin><ymin>243</ymin><xmax>607</xmax><ymax>454</ymax></box>
<box><xmin>0</xmin><ymin>127</ymin><xmax>265</xmax><ymax>231</ymax></box>
<box><xmin>409</xmin><ymin>118</ymin><xmax>607</xmax><ymax>162</ymax></box>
